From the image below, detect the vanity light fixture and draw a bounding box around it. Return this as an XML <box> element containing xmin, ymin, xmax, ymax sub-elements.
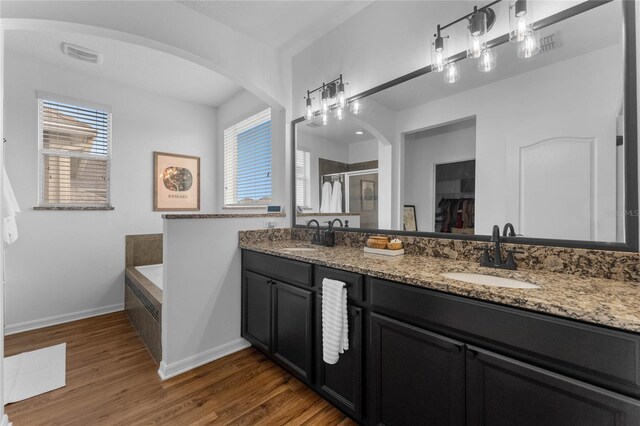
<box><xmin>303</xmin><ymin>74</ymin><xmax>350</xmax><ymax>124</ymax></box>
<box><xmin>350</xmin><ymin>99</ymin><xmax>361</xmax><ymax>115</ymax></box>
<box><xmin>509</xmin><ymin>0</ymin><xmax>534</xmax><ymax>42</ymax></box>
<box><xmin>467</xmin><ymin>7</ymin><xmax>489</xmax><ymax>59</ymax></box>
<box><xmin>517</xmin><ymin>30</ymin><xmax>540</xmax><ymax>58</ymax></box>
<box><xmin>478</xmin><ymin>48</ymin><xmax>497</xmax><ymax>72</ymax></box>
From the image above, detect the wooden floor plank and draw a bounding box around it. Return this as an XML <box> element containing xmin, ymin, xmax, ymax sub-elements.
<box><xmin>5</xmin><ymin>312</ymin><xmax>356</xmax><ymax>426</ymax></box>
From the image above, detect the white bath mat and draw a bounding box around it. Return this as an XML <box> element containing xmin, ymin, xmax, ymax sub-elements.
<box><xmin>4</xmin><ymin>343</ymin><xmax>66</xmax><ymax>403</ymax></box>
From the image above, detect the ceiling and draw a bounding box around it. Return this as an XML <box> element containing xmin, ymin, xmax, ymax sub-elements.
<box><xmin>298</xmin><ymin>115</ymin><xmax>374</xmax><ymax>144</ymax></box>
<box><xmin>5</xmin><ymin>29</ymin><xmax>242</xmax><ymax>108</ymax></box>
<box><xmin>178</xmin><ymin>0</ymin><xmax>374</xmax><ymax>55</ymax></box>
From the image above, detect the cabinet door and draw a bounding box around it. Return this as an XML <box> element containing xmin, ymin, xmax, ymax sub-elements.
<box><xmin>317</xmin><ymin>303</ymin><xmax>363</xmax><ymax>421</ymax></box>
<box><xmin>241</xmin><ymin>271</ymin><xmax>272</xmax><ymax>353</ymax></box>
<box><xmin>370</xmin><ymin>313</ymin><xmax>465</xmax><ymax>426</ymax></box>
<box><xmin>272</xmin><ymin>280</ymin><xmax>314</xmax><ymax>381</ymax></box>
<box><xmin>466</xmin><ymin>346</ymin><xmax>640</xmax><ymax>426</ymax></box>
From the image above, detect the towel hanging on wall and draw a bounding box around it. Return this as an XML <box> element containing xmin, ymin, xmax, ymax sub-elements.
<box><xmin>330</xmin><ymin>181</ymin><xmax>342</xmax><ymax>213</ymax></box>
<box><xmin>320</xmin><ymin>181</ymin><xmax>332</xmax><ymax>213</ymax></box>
<box><xmin>2</xmin><ymin>166</ymin><xmax>21</xmax><ymax>245</ymax></box>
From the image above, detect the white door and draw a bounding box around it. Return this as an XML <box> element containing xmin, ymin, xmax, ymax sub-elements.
<box><xmin>506</xmin><ymin>116</ymin><xmax>617</xmax><ymax>242</ymax></box>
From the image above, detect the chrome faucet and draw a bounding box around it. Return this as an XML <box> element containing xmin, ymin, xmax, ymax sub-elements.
<box><xmin>475</xmin><ymin>224</ymin><xmax>523</xmax><ymax>270</ymax></box>
<box><xmin>306</xmin><ymin>219</ymin><xmax>323</xmax><ymax>245</ymax></box>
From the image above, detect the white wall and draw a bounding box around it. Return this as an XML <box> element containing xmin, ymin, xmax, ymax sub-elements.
<box><xmin>348</xmin><ymin>138</ymin><xmax>377</xmax><ymax>164</ymax></box>
<box><xmin>160</xmin><ymin>216</ymin><xmax>287</xmax><ymax>379</ymax></box>
<box><xmin>0</xmin><ymin>7</ymin><xmax>6</xmax><ymax>422</ymax></box>
<box><xmin>3</xmin><ymin>51</ymin><xmax>217</xmax><ymax>331</ymax></box>
<box><xmin>404</xmin><ymin>124</ymin><xmax>476</xmax><ymax>232</ymax></box>
<box><xmin>396</xmin><ymin>45</ymin><xmax>622</xmax><ymax>236</ymax></box>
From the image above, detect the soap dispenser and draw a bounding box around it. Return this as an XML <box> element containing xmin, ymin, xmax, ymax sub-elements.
<box><xmin>324</xmin><ymin>221</ymin><xmax>336</xmax><ymax>247</ymax></box>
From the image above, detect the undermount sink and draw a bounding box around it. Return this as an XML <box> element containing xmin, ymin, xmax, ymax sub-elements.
<box><xmin>281</xmin><ymin>247</ymin><xmax>318</xmax><ymax>252</ymax></box>
<box><xmin>441</xmin><ymin>272</ymin><xmax>540</xmax><ymax>289</ymax></box>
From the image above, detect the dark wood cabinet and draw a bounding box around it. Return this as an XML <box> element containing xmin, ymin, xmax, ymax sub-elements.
<box><xmin>316</xmin><ymin>302</ymin><xmax>364</xmax><ymax>420</ymax></box>
<box><xmin>466</xmin><ymin>346</ymin><xmax>640</xmax><ymax>426</ymax></box>
<box><xmin>370</xmin><ymin>313</ymin><xmax>466</xmax><ymax>426</ymax></box>
<box><xmin>272</xmin><ymin>280</ymin><xmax>314</xmax><ymax>381</ymax></box>
<box><xmin>241</xmin><ymin>270</ymin><xmax>271</xmax><ymax>353</ymax></box>
<box><xmin>241</xmin><ymin>251</ymin><xmax>640</xmax><ymax>425</ymax></box>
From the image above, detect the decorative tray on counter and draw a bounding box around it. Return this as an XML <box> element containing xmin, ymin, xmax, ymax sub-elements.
<box><xmin>364</xmin><ymin>236</ymin><xmax>405</xmax><ymax>256</ymax></box>
<box><xmin>363</xmin><ymin>246</ymin><xmax>405</xmax><ymax>256</ymax></box>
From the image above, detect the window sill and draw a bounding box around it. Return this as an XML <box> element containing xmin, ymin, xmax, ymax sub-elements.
<box><xmin>222</xmin><ymin>206</ymin><xmax>268</xmax><ymax>210</ymax></box>
<box><xmin>34</xmin><ymin>206</ymin><xmax>115</xmax><ymax>211</ymax></box>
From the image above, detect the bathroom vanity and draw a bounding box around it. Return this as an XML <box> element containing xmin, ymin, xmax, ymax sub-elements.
<box><xmin>240</xmin><ymin>241</ymin><xmax>640</xmax><ymax>425</ymax></box>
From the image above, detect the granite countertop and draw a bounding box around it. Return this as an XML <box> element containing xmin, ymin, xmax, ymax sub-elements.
<box><xmin>163</xmin><ymin>212</ymin><xmax>286</xmax><ymax>219</ymax></box>
<box><xmin>239</xmin><ymin>240</ymin><xmax>640</xmax><ymax>333</ymax></box>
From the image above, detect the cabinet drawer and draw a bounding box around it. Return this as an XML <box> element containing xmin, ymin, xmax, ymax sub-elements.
<box><xmin>315</xmin><ymin>266</ymin><xmax>364</xmax><ymax>304</ymax></box>
<box><xmin>369</xmin><ymin>278</ymin><xmax>640</xmax><ymax>398</ymax></box>
<box><xmin>243</xmin><ymin>250</ymin><xmax>312</xmax><ymax>288</ymax></box>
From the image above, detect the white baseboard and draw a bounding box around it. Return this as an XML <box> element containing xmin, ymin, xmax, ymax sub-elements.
<box><xmin>158</xmin><ymin>338</ymin><xmax>251</xmax><ymax>380</ymax></box>
<box><xmin>2</xmin><ymin>414</ymin><xmax>11</xmax><ymax>426</ymax></box>
<box><xmin>4</xmin><ymin>303</ymin><xmax>124</xmax><ymax>335</ymax></box>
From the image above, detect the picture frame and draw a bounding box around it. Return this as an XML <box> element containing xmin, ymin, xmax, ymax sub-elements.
<box><xmin>403</xmin><ymin>205</ymin><xmax>417</xmax><ymax>231</ymax></box>
<box><xmin>361</xmin><ymin>180</ymin><xmax>376</xmax><ymax>211</ymax></box>
<box><xmin>153</xmin><ymin>151</ymin><xmax>200</xmax><ymax>211</ymax></box>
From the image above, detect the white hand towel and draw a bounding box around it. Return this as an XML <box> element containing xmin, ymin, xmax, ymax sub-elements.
<box><xmin>330</xmin><ymin>181</ymin><xmax>342</xmax><ymax>213</ymax></box>
<box><xmin>320</xmin><ymin>181</ymin><xmax>332</xmax><ymax>213</ymax></box>
<box><xmin>2</xmin><ymin>166</ymin><xmax>21</xmax><ymax>245</ymax></box>
<box><xmin>322</xmin><ymin>278</ymin><xmax>349</xmax><ymax>365</ymax></box>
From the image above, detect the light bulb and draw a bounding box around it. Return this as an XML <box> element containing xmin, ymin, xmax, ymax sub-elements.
<box><xmin>321</xmin><ymin>88</ymin><xmax>329</xmax><ymax>114</ymax></box>
<box><xmin>337</xmin><ymin>82</ymin><xmax>346</xmax><ymax>108</ymax></box>
<box><xmin>478</xmin><ymin>48</ymin><xmax>496</xmax><ymax>72</ymax></box>
<box><xmin>444</xmin><ymin>62</ymin><xmax>460</xmax><ymax>83</ymax></box>
<box><xmin>431</xmin><ymin>33</ymin><xmax>447</xmax><ymax>72</ymax></box>
<box><xmin>467</xmin><ymin>10</ymin><xmax>487</xmax><ymax>59</ymax></box>
<box><xmin>335</xmin><ymin>106</ymin><xmax>345</xmax><ymax>120</ymax></box>
<box><xmin>322</xmin><ymin>111</ymin><xmax>328</xmax><ymax>126</ymax></box>
<box><xmin>350</xmin><ymin>99</ymin><xmax>360</xmax><ymax>115</ymax></box>
<box><xmin>305</xmin><ymin>97</ymin><xmax>313</xmax><ymax>120</ymax></box>
<box><xmin>517</xmin><ymin>31</ymin><xmax>539</xmax><ymax>58</ymax></box>
<box><xmin>510</xmin><ymin>0</ymin><xmax>534</xmax><ymax>42</ymax></box>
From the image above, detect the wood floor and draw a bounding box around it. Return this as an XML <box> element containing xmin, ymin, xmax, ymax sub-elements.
<box><xmin>5</xmin><ymin>312</ymin><xmax>356</xmax><ymax>426</ymax></box>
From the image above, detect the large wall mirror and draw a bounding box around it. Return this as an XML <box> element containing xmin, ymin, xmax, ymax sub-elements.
<box><xmin>292</xmin><ymin>0</ymin><xmax>638</xmax><ymax>251</ymax></box>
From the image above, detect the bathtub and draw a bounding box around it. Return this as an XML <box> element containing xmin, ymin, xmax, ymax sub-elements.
<box><xmin>135</xmin><ymin>264</ymin><xmax>163</xmax><ymax>290</ymax></box>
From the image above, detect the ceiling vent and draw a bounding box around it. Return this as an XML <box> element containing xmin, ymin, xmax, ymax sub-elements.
<box><xmin>539</xmin><ymin>32</ymin><xmax>560</xmax><ymax>54</ymax></box>
<box><xmin>61</xmin><ymin>43</ymin><xmax>102</xmax><ymax>64</ymax></box>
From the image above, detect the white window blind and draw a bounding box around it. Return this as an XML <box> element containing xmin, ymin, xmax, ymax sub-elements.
<box><xmin>295</xmin><ymin>148</ymin><xmax>311</xmax><ymax>209</ymax></box>
<box><xmin>224</xmin><ymin>108</ymin><xmax>272</xmax><ymax>206</ymax></box>
<box><xmin>38</xmin><ymin>98</ymin><xmax>111</xmax><ymax>207</ymax></box>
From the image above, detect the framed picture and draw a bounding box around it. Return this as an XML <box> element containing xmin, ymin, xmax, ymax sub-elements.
<box><xmin>361</xmin><ymin>180</ymin><xmax>376</xmax><ymax>211</ymax></box>
<box><xmin>403</xmin><ymin>205</ymin><xmax>417</xmax><ymax>231</ymax></box>
<box><xmin>153</xmin><ymin>152</ymin><xmax>200</xmax><ymax>211</ymax></box>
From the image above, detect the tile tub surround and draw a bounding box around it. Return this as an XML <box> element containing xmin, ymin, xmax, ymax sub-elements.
<box><xmin>290</xmin><ymin>229</ymin><xmax>640</xmax><ymax>283</ymax></box>
<box><xmin>239</xmin><ymin>239</ymin><xmax>640</xmax><ymax>333</ymax></box>
<box><xmin>126</xmin><ymin>234</ymin><xmax>163</xmax><ymax>267</ymax></box>
<box><xmin>125</xmin><ymin>267</ymin><xmax>162</xmax><ymax>364</ymax></box>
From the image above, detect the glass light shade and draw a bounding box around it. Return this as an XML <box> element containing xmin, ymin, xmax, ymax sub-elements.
<box><xmin>443</xmin><ymin>62</ymin><xmax>460</xmax><ymax>84</ymax></box>
<box><xmin>322</xmin><ymin>111</ymin><xmax>328</xmax><ymax>126</ymax></box>
<box><xmin>350</xmin><ymin>99</ymin><xmax>361</xmax><ymax>115</ymax></box>
<box><xmin>321</xmin><ymin>88</ymin><xmax>329</xmax><ymax>113</ymax></box>
<box><xmin>431</xmin><ymin>34</ymin><xmax>448</xmax><ymax>72</ymax></box>
<box><xmin>335</xmin><ymin>105</ymin><xmax>345</xmax><ymax>120</ymax></box>
<box><xmin>337</xmin><ymin>82</ymin><xmax>347</xmax><ymax>108</ymax></box>
<box><xmin>304</xmin><ymin>97</ymin><xmax>313</xmax><ymax>120</ymax></box>
<box><xmin>478</xmin><ymin>48</ymin><xmax>497</xmax><ymax>72</ymax></box>
<box><xmin>509</xmin><ymin>0</ymin><xmax>534</xmax><ymax>42</ymax></box>
<box><xmin>517</xmin><ymin>31</ymin><xmax>540</xmax><ymax>58</ymax></box>
<box><xmin>467</xmin><ymin>10</ymin><xmax>487</xmax><ymax>59</ymax></box>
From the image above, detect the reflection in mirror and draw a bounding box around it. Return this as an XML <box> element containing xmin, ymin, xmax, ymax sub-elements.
<box><xmin>294</xmin><ymin>1</ymin><xmax>629</xmax><ymax>245</ymax></box>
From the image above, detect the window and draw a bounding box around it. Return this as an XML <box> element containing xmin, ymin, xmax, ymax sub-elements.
<box><xmin>223</xmin><ymin>108</ymin><xmax>272</xmax><ymax>206</ymax></box>
<box><xmin>38</xmin><ymin>96</ymin><xmax>111</xmax><ymax>207</ymax></box>
<box><xmin>295</xmin><ymin>148</ymin><xmax>311</xmax><ymax>209</ymax></box>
